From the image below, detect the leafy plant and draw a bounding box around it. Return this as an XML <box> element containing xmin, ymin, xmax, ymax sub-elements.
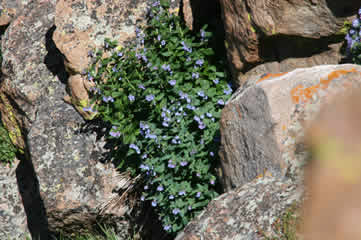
<box><xmin>84</xmin><ymin>0</ymin><xmax>232</xmax><ymax>235</ymax></box>
<box><xmin>0</xmin><ymin>115</ymin><xmax>17</xmax><ymax>166</ymax></box>
<box><xmin>345</xmin><ymin>7</ymin><xmax>361</xmax><ymax>64</ymax></box>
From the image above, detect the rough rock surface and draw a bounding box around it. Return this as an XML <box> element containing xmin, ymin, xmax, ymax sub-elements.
<box><xmin>0</xmin><ymin>0</ymin><xmax>31</xmax><ymax>26</ymax></box>
<box><xmin>53</xmin><ymin>0</ymin><xmax>181</xmax><ymax>74</ymax></box>
<box><xmin>219</xmin><ymin>0</ymin><xmax>359</xmax><ymax>85</ymax></box>
<box><xmin>220</xmin><ymin>64</ymin><xmax>361</xmax><ymax>191</ymax></box>
<box><xmin>303</xmin><ymin>89</ymin><xmax>361</xmax><ymax>240</ymax></box>
<box><xmin>175</xmin><ymin>176</ymin><xmax>303</xmax><ymax>240</ymax></box>
<box><xmin>0</xmin><ymin>159</ymin><xmax>30</xmax><ymax>240</ymax></box>
<box><xmin>0</xmin><ymin>1</ymin><xmax>131</xmax><ymax>238</ymax></box>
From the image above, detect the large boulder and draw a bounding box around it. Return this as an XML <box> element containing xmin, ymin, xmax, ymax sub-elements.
<box><xmin>219</xmin><ymin>0</ymin><xmax>359</xmax><ymax>85</ymax></box>
<box><xmin>175</xmin><ymin>176</ymin><xmax>303</xmax><ymax>240</ymax></box>
<box><xmin>0</xmin><ymin>1</ymin><xmax>133</xmax><ymax>238</ymax></box>
<box><xmin>219</xmin><ymin>64</ymin><xmax>361</xmax><ymax>191</ymax></box>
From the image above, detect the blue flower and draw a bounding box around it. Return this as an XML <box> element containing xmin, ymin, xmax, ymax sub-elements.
<box><xmin>144</xmin><ymin>185</ymin><xmax>149</xmax><ymax>190</ymax></box>
<box><xmin>129</xmin><ymin>143</ymin><xmax>140</xmax><ymax>154</ymax></box>
<box><xmin>196</xmin><ymin>59</ymin><xmax>204</xmax><ymax>66</ymax></box>
<box><xmin>141</xmin><ymin>153</ymin><xmax>148</xmax><ymax>159</ymax></box>
<box><xmin>102</xmin><ymin>96</ymin><xmax>114</xmax><ymax>103</ymax></box>
<box><xmin>161</xmin><ymin>40</ymin><xmax>166</xmax><ymax>46</ymax></box>
<box><xmin>353</xmin><ymin>19</ymin><xmax>360</xmax><ymax>28</ymax></box>
<box><xmin>151</xmin><ymin>200</ymin><xmax>157</xmax><ymax>207</ymax></box>
<box><xmin>169</xmin><ymin>80</ymin><xmax>176</xmax><ymax>86</ymax></box>
<box><xmin>224</xmin><ymin>85</ymin><xmax>232</xmax><ymax>95</ymax></box>
<box><xmin>192</xmin><ymin>72</ymin><xmax>199</xmax><ymax>79</ymax></box>
<box><xmin>164</xmin><ymin>225</ymin><xmax>171</xmax><ymax>231</ymax></box>
<box><xmin>186</xmin><ymin>57</ymin><xmax>191</xmax><ymax>62</ymax></box>
<box><xmin>210</xmin><ymin>180</ymin><xmax>215</xmax><ymax>185</ymax></box>
<box><xmin>206</xmin><ymin>112</ymin><xmax>212</xmax><ymax>118</ymax></box>
<box><xmin>140</xmin><ymin>195</ymin><xmax>145</xmax><ymax>201</ymax></box>
<box><xmin>200</xmin><ymin>29</ymin><xmax>206</xmax><ymax>38</ymax></box>
<box><xmin>217</xmin><ymin>99</ymin><xmax>225</xmax><ymax>105</ymax></box>
<box><xmin>196</xmin><ymin>192</ymin><xmax>201</xmax><ymax>198</ymax></box>
<box><xmin>109</xmin><ymin>130</ymin><xmax>120</xmax><ymax>138</ymax></box>
<box><xmin>197</xmin><ymin>91</ymin><xmax>205</xmax><ymax>97</ymax></box>
<box><xmin>210</xmin><ymin>152</ymin><xmax>214</xmax><ymax>157</ymax></box>
<box><xmin>83</xmin><ymin>106</ymin><xmax>95</xmax><ymax>113</ymax></box>
<box><xmin>117</xmin><ymin>52</ymin><xmax>123</xmax><ymax>57</ymax></box>
<box><xmin>161</xmin><ymin>64</ymin><xmax>171</xmax><ymax>72</ymax></box>
<box><xmin>146</xmin><ymin>94</ymin><xmax>155</xmax><ymax>102</ymax></box>
<box><xmin>168</xmin><ymin>160</ymin><xmax>176</xmax><ymax>168</ymax></box>
<box><xmin>178</xmin><ymin>190</ymin><xmax>186</xmax><ymax>196</ymax></box>
<box><xmin>172</xmin><ymin>208</ymin><xmax>180</xmax><ymax>215</ymax></box>
<box><xmin>157</xmin><ymin>185</ymin><xmax>164</xmax><ymax>191</ymax></box>
<box><xmin>169</xmin><ymin>195</ymin><xmax>174</xmax><ymax>200</ymax></box>
<box><xmin>198</xmin><ymin>123</ymin><xmax>206</xmax><ymax>130</ymax></box>
<box><xmin>128</xmin><ymin>95</ymin><xmax>135</xmax><ymax>102</ymax></box>
<box><xmin>359</xmin><ymin>7</ymin><xmax>361</xmax><ymax>16</ymax></box>
<box><xmin>138</xmin><ymin>84</ymin><xmax>146</xmax><ymax>90</ymax></box>
<box><xmin>188</xmin><ymin>205</ymin><xmax>192</xmax><ymax>210</ymax></box>
<box><xmin>180</xmin><ymin>161</ymin><xmax>188</xmax><ymax>166</ymax></box>
<box><xmin>213</xmin><ymin>78</ymin><xmax>219</xmax><ymax>84</ymax></box>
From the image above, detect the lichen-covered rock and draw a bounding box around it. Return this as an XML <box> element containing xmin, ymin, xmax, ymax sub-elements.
<box><xmin>0</xmin><ymin>159</ymin><xmax>30</xmax><ymax>240</ymax></box>
<box><xmin>175</xmin><ymin>176</ymin><xmax>303</xmax><ymax>240</ymax></box>
<box><xmin>53</xmin><ymin>0</ymin><xmax>181</xmax><ymax>74</ymax></box>
<box><xmin>219</xmin><ymin>64</ymin><xmax>361</xmax><ymax>191</ymax></box>
<box><xmin>219</xmin><ymin>0</ymin><xmax>359</xmax><ymax>84</ymax></box>
<box><xmin>0</xmin><ymin>1</ymin><xmax>133</xmax><ymax>238</ymax></box>
<box><xmin>303</xmin><ymin>88</ymin><xmax>361</xmax><ymax>240</ymax></box>
<box><xmin>0</xmin><ymin>0</ymin><xmax>31</xmax><ymax>26</ymax></box>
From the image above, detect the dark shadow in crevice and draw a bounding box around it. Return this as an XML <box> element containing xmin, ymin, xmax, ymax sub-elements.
<box><xmin>239</xmin><ymin>33</ymin><xmax>346</xmax><ymax>73</ymax></box>
<box><xmin>180</xmin><ymin>0</ymin><xmax>227</xmax><ymax>62</ymax></box>
<box><xmin>259</xmin><ymin>34</ymin><xmax>344</xmax><ymax>63</ymax></box>
<box><xmin>325</xmin><ymin>0</ymin><xmax>359</xmax><ymax>18</ymax></box>
<box><xmin>44</xmin><ymin>25</ymin><xmax>69</xmax><ymax>85</ymax></box>
<box><xmin>16</xmin><ymin>149</ymin><xmax>52</xmax><ymax>240</ymax></box>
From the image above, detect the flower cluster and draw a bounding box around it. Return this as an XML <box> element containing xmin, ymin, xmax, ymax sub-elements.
<box><xmin>85</xmin><ymin>0</ymin><xmax>231</xmax><ymax>235</ymax></box>
<box><xmin>345</xmin><ymin>7</ymin><xmax>361</xmax><ymax>64</ymax></box>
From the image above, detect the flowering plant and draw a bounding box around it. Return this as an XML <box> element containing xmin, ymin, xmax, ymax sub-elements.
<box><xmin>345</xmin><ymin>7</ymin><xmax>361</xmax><ymax>64</ymax></box>
<box><xmin>84</xmin><ymin>0</ymin><xmax>232</xmax><ymax>234</ymax></box>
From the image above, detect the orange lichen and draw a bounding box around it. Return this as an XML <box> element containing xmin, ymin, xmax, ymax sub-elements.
<box><xmin>319</xmin><ymin>68</ymin><xmax>357</xmax><ymax>89</ymax></box>
<box><xmin>290</xmin><ymin>68</ymin><xmax>359</xmax><ymax>104</ymax></box>
<box><xmin>257</xmin><ymin>72</ymin><xmax>288</xmax><ymax>84</ymax></box>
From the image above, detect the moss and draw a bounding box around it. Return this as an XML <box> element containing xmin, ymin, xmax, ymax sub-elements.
<box><xmin>0</xmin><ymin>93</ymin><xmax>24</xmax><ymax>152</ymax></box>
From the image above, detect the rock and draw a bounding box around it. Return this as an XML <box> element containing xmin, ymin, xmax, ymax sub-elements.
<box><xmin>0</xmin><ymin>0</ymin><xmax>31</xmax><ymax>26</ymax></box>
<box><xmin>0</xmin><ymin>158</ymin><xmax>30</xmax><ymax>240</ymax></box>
<box><xmin>53</xmin><ymin>0</ymin><xmax>181</xmax><ymax>74</ymax></box>
<box><xmin>303</xmin><ymin>88</ymin><xmax>361</xmax><ymax>240</ymax></box>
<box><xmin>219</xmin><ymin>64</ymin><xmax>361</xmax><ymax>191</ymax></box>
<box><xmin>175</xmin><ymin>176</ymin><xmax>303</xmax><ymax>240</ymax></box>
<box><xmin>0</xmin><ymin>1</ymin><xmax>133</xmax><ymax>238</ymax></box>
<box><xmin>219</xmin><ymin>0</ymin><xmax>359</xmax><ymax>85</ymax></box>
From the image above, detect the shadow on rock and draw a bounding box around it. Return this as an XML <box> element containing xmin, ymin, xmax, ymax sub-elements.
<box><xmin>16</xmin><ymin>151</ymin><xmax>52</xmax><ymax>240</ymax></box>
